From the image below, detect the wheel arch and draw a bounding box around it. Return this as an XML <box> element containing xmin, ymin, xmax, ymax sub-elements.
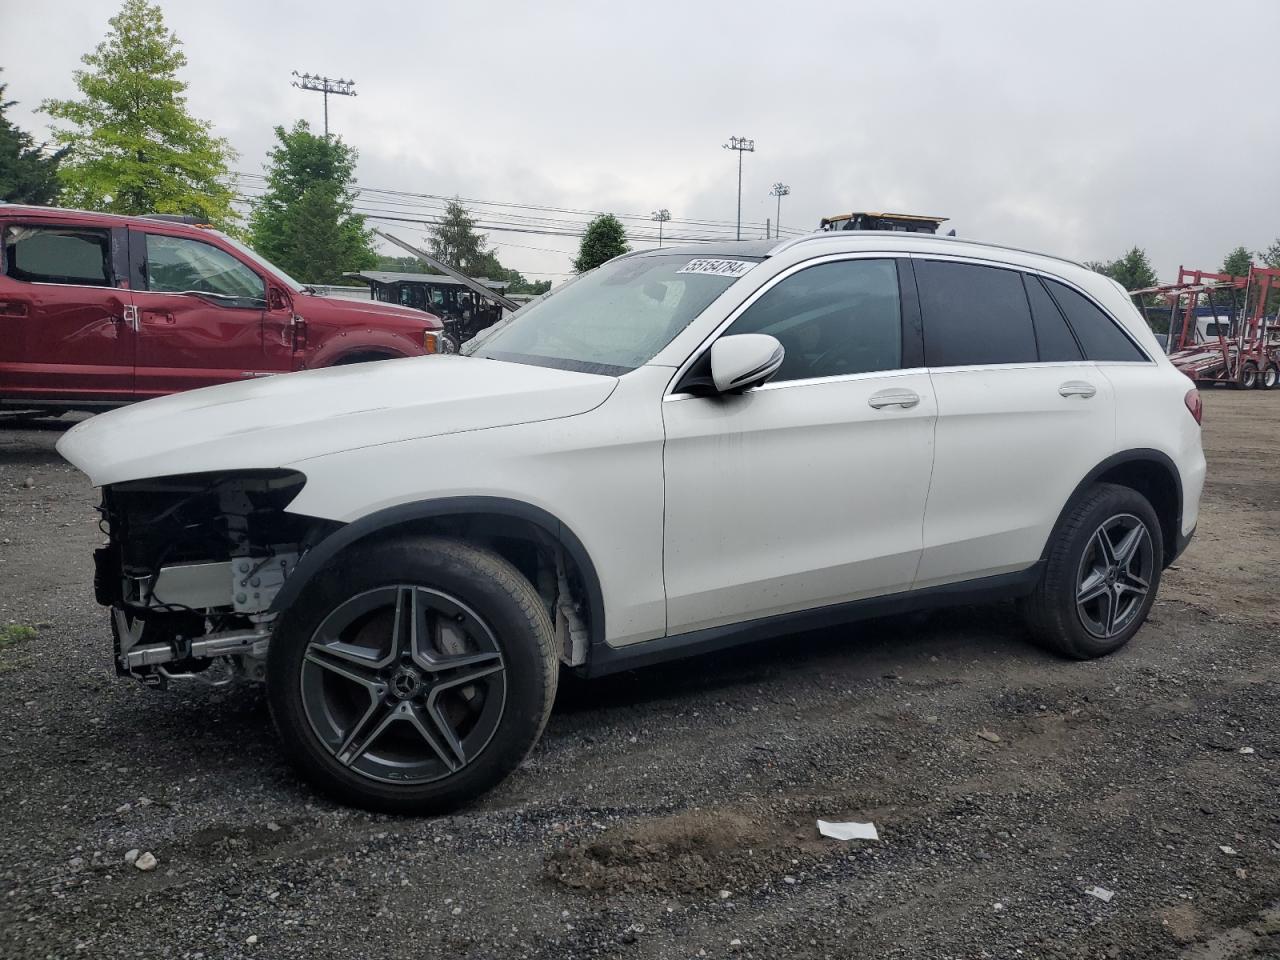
<box><xmin>272</xmin><ymin>496</ymin><xmax>605</xmax><ymax>646</ymax></box>
<box><xmin>1046</xmin><ymin>449</ymin><xmax>1184</xmax><ymax>568</ymax></box>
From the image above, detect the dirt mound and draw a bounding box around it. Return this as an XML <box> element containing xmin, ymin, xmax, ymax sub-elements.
<box><xmin>545</xmin><ymin>808</ymin><xmax>819</xmax><ymax>894</ymax></box>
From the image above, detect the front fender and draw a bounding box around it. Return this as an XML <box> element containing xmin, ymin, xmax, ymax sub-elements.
<box><xmin>271</xmin><ymin>496</ymin><xmax>607</xmax><ymax>646</ymax></box>
<box><xmin>305</xmin><ymin>328</ymin><xmax>426</xmax><ymax>367</ymax></box>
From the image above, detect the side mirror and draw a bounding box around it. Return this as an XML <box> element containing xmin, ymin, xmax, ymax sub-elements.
<box><xmin>709</xmin><ymin>334</ymin><xmax>785</xmax><ymax>393</ymax></box>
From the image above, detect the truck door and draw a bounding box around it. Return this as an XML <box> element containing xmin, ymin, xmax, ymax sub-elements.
<box><xmin>0</xmin><ymin>220</ymin><xmax>135</xmax><ymax>404</ymax></box>
<box><xmin>129</xmin><ymin>229</ymin><xmax>271</xmax><ymax>397</ymax></box>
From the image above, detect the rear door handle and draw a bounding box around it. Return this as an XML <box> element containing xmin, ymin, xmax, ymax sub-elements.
<box><xmin>0</xmin><ymin>300</ymin><xmax>29</xmax><ymax>317</ymax></box>
<box><xmin>868</xmin><ymin>389</ymin><xmax>920</xmax><ymax>409</ymax></box>
<box><xmin>1058</xmin><ymin>380</ymin><xmax>1097</xmax><ymax>399</ymax></box>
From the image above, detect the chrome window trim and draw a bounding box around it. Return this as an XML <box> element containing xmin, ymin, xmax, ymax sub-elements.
<box><xmin>664</xmin><ymin>365</ymin><xmax>928</xmax><ymax>402</ymax></box>
<box><xmin>908</xmin><ymin>252</ymin><xmax>1155</xmax><ymax>365</ymax></box>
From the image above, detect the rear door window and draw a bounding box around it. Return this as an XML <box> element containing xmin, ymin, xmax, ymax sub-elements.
<box><xmin>915</xmin><ymin>259</ymin><xmax>1037</xmax><ymax>366</ymax></box>
<box><xmin>2</xmin><ymin>225</ymin><xmax>112</xmax><ymax>286</ymax></box>
<box><xmin>1043</xmin><ymin>278</ymin><xmax>1147</xmax><ymax>362</ymax></box>
<box><xmin>1024</xmin><ymin>274</ymin><xmax>1083</xmax><ymax>362</ymax></box>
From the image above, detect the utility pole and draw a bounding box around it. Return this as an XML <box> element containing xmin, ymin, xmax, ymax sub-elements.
<box><xmin>722</xmin><ymin>136</ymin><xmax>755</xmax><ymax>241</ymax></box>
<box><xmin>769</xmin><ymin>182</ymin><xmax>791</xmax><ymax>238</ymax></box>
<box><xmin>291</xmin><ymin>71</ymin><xmax>357</xmax><ymax>138</ymax></box>
<box><xmin>651</xmin><ymin>208</ymin><xmax>671</xmax><ymax>247</ymax></box>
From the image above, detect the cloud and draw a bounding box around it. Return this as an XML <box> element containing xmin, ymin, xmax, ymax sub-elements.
<box><xmin>3</xmin><ymin>0</ymin><xmax>1277</xmax><ymax>280</ymax></box>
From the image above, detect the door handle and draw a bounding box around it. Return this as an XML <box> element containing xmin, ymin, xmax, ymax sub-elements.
<box><xmin>868</xmin><ymin>389</ymin><xmax>920</xmax><ymax>409</ymax></box>
<box><xmin>1058</xmin><ymin>380</ymin><xmax>1097</xmax><ymax>399</ymax></box>
<box><xmin>0</xmin><ymin>300</ymin><xmax>29</xmax><ymax>317</ymax></box>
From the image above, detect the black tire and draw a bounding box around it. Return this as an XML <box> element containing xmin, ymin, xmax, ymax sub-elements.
<box><xmin>1236</xmin><ymin>363</ymin><xmax>1258</xmax><ymax>389</ymax></box>
<box><xmin>267</xmin><ymin>536</ymin><xmax>558</xmax><ymax>813</ymax></box>
<box><xmin>1019</xmin><ymin>483</ymin><xmax>1163</xmax><ymax>659</ymax></box>
<box><xmin>1258</xmin><ymin>365</ymin><xmax>1278</xmax><ymax>390</ymax></box>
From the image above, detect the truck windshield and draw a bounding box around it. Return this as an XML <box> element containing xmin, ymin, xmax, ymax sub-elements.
<box><xmin>464</xmin><ymin>254</ymin><xmax>759</xmax><ymax>375</ymax></box>
<box><xmin>214</xmin><ymin>232</ymin><xmax>307</xmax><ymax>294</ymax></box>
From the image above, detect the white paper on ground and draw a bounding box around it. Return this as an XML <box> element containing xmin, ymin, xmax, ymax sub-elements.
<box><xmin>1084</xmin><ymin>885</ymin><xmax>1115</xmax><ymax>903</ymax></box>
<box><xmin>817</xmin><ymin>819</ymin><xmax>879</xmax><ymax>841</ymax></box>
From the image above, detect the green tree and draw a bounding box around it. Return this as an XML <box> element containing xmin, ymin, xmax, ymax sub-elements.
<box><xmin>1087</xmin><ymin>246</ymin><xmax>1162</xmax><ymax>329</ymax></box>
<box><xmin>247</xmin><ymin>120</ymin><xmax>375</xmax><ymax>284</ymax></box>
<box><xmin>1222</xmin><ymin>246</ymin><xmax>1253</xmax><ymax>278</ymax></box>
<box><xmin>1261</xmin><ymin>238</ymin><xmax>1280</xmax><ymax>270</ymax></box>
<box><xmin>40</xmin><ymin>0</ymin><xmax>235</xmax><ymax>224</ymax></box>
<box><xmin>0</xmin><ymin>70</ymin><xmax>67</xmax><ymax>204</ymax></box>
<box><xmin>573</xmin><ymin>214</ymin><xmax>629</xmax><ymax>272</ymax></box>
<box><xmin>430</xmin><ymin>200</ymin><xmax>497</xmax><ymax>275</ymax></box>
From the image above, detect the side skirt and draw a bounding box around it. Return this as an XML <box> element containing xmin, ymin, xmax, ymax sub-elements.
<box><xmin>582</xmin><ymin>564</ymin><xmax>1044</xmax><ymax>678</ymax></box>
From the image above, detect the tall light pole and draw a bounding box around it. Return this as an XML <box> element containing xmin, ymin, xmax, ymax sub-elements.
<box><xmin>722</xmin><ymin>136</ymin><xmax>755</xmax><ymax>240</ymax></box>
<box><xmin>651</xmin><ymin>208</ymin><xmax>671</xmax><ymax>247</ymax></box>
<box><xmin>769</xmin><ymin>183</ymin><xmax>791</xmax><ymax>239</ymax></box>
<box><xmin>291</xmin><ymin>71</ymin><xmax>357</xmax><ymax>138</ymax></box>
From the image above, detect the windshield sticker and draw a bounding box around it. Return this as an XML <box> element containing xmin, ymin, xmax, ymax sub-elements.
<box><xmin>677</xmin><ymin>258</ymin><xmax>755</xmax><ymax>278</ymax></box>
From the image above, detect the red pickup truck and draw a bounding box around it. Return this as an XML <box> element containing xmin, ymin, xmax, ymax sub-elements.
<box><xmin>0</xmin><ymin>205</ymin><xmax>445</xmax><ymax>416</ymax></box>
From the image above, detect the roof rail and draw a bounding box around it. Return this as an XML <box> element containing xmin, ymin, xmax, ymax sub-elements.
<box><xmin>768</xmin><ymin>230</ymin><xmax>1086</xmax><ymax>270</ymax></box>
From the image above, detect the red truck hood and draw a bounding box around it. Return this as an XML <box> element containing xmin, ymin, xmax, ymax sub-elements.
<box><xmin>299</xmin><ymin>293</ymin><xmax>442</xmax><ymax>328</ymax></box>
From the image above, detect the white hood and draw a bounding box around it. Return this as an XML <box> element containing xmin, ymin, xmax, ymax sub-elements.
<box><xmin>57</xmin><ymin>355</ymin><xmax>617</xmax><ymax>486</ymax></box>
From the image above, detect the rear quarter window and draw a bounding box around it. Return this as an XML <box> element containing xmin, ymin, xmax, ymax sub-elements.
<box><xmin>1043</xmin><ymin>278</ymin><xmax>1147</xmax><ymax>362</ymax></box>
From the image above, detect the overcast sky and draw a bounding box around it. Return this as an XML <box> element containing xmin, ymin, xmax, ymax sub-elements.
<box><xmin>2</xmin><ymin>0</ymin><xmax>1277</xmax><ymax>283</ymax></box>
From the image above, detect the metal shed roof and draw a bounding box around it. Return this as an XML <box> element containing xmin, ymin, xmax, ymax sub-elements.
<box><xmin>347</xmin><ymin>271</ymin><xmax>509</xmax><ymax>290</ymax></box>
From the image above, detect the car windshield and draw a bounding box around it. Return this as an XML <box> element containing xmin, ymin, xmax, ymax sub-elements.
<box><xmin>214</xmin><ymin>231</ymin><xmax>307</xmax><ymax>293</ymax></box>
<box><xmin>463</xmin><ymin>254</ymin><xmax>760</xmax><ymax>375</ymax></box>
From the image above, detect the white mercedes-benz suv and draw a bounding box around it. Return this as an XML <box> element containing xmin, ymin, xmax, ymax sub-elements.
<box><xmin>58</xmin><ymin>232</ymin><xmax>1206</xmax><ymax>812</ymax></box>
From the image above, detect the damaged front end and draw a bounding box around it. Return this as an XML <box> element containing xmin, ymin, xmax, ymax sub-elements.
<box><xmin>95</xmin><ymin>470</ymin><xmax>333</xmax><ymax>687</ymax></box>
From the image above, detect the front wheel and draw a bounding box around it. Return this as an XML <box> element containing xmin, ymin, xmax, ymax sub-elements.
<box><xmin>267</xmin><ymin>536</ymin><xmax>558</xmax><ymax>813</ymax></box>
<box><xmin>1020</xmin><ymin>483</ymin><xmax>1163</xmax><ymax>659</ymax></box>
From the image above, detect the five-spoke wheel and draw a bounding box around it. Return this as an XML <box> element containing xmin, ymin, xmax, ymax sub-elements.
<box><xmin>1074</xmin><ymin>514</ymin><xmax>1154</xmax><ymax>640</ymax></box>
<box><xmin>1021</xmin><ymin>483</ymin><xmax>1163</xmax><ymax>659</ymax></box>
<box><xmin>300</xmin><ymin>585</ymin><xmax>507</xmax><ymax>784</ymax></box>
<box><xmin>269</xmin><ymin>537</ymin><xmax>558</xmax><ymax>813</ymax></box>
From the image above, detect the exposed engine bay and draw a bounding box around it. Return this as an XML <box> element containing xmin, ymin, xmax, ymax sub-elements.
<box><xmin>94</xmin><ymin>470</ymin><xmax>333</xmax><ymax>687</ymax></box>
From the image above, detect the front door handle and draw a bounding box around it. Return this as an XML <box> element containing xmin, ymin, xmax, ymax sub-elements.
<box><xmin>868</xmin><ymin>389</ymin><xmax>920</xmax><ymax>409</ymax></box>
<box><xmin>1058</xmin><ymin>380</ymin><xmax>1097</xmax><ymax>399</ymax></box>
<box><xmin>0</xmin><ymin>300</ymin><xmax>29</xmax><ymax>317</ymax></box>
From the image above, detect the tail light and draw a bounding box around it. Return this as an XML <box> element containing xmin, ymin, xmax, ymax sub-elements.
<box><xmin>1184</xmin><ymin>388</ymin><xmax>1203</xmax><ymax>425</ymax></box>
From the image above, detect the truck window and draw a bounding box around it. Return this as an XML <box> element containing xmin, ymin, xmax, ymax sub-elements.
<box><xmin>2</xmin><ymin>225</ymin><xmax>112</xmax><ymax>286</ymax></box>
<box><xmin>144</xmin><ymin>234</ymin><xmax>266</xmax><ymax>305</ymax></box>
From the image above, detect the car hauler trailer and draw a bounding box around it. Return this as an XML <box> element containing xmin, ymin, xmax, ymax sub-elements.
<box><xmin>1131</xmin><ymin>266</ymin><xmax>1280</xmax><ymax>390</ymax></box>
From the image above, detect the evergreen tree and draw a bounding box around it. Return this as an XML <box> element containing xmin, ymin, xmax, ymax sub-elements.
<box><xmin>430</xmin><ymin>200</ymin><xmax>495</xmax><ymax>275</ymax></box>
<box><xmin>0</xmin><ymin>70</ymin><xmax>67</xmax><ymax>204</ymax></box>
<box><xmin>573</xmin><ymin>214</ymin><xmax>629</xmax><ymax>272</ymax></box>
<box><xmin>1222</xmin><ymin>246</ymin><xmax>1253</xmax><ymax>278</ymax></box>
<box><xmin>40</xmin><ymin>0</ymin><xmax>236</xmax><ymax>224</ymax></box>
<box><xmin>247</xmin><ymin>120</ymin><xmax>375</xmax><ymax>284</ymax></box>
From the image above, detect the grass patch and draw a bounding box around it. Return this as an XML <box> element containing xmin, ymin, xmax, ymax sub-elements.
<box><xmin>0</xmin><ymin>624</ymin><xmax>37</xmax><ymax>648</ymax></box>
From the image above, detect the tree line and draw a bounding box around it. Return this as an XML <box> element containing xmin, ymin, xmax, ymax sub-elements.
<box><xmin>0</xmin><ymin>0</ymin><xmax>623</xmax><ymax>291</ymax></box>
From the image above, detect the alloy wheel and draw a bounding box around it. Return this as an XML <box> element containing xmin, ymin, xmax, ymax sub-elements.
<box><xmin>300</xmin><ymin>585</ymin><xmax>507</xmax><ymax>784</ymax></box>
<box><xmin>1075</xmin><ymin>514</ymin><xmax>1154</xmax><ymax>639</ymax></box>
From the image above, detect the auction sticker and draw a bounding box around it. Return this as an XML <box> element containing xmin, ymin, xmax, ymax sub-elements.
<box><xmin>677</xmin><ymin>258</ymin><xmax>755</xmax><ymax>278</ymax></box>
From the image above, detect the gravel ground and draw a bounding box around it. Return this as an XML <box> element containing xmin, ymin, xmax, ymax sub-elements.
<box><xmin>0</xmin><ymin>390</ymin><xmax>1277</xmax><ymax>960</ymax></box>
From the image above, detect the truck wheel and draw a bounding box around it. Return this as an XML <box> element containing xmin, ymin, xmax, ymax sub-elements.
<box><xmin>1258</xmin><ymin>365</ymin><xmax>1278</xmax><ymax>390</ymax></box>
<box><xmin>1237</xmin><ymin>363</ymin><xmax>1258</xmax><ymax>389</ymax></box>
<box><xmin>1019</xmin><ymin>483</ymin><xmax>1162</xmax><ymax>660</ymax></box>
<box><xmin>267</xmin><ymin>536</ymin><xmax>558</xmax><ymax>813</ymax></box>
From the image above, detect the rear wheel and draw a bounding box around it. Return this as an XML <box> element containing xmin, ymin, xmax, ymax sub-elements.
<box><xmin>1258</xmin><ymin>365</ymin><xmax>1278</xmax><ymax>390</ymax></box>
<box><xmin>1020</xmin><ymin>483</ymin><xmax>1163</xmax><ymax>659</ymax></box>
<box><xmin>267</xmin><ymin>536</ymin><xmax>558</xmax><ymax>813</ymax></box>
<box><xmin>1236</xmin><ymin>363</ymin><xmax>1259</xmax><ymax>389</ymax></box>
